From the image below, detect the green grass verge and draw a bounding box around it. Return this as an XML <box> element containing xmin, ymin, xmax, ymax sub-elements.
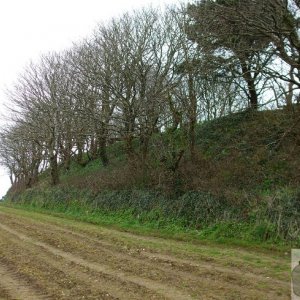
<box><xmin>0</xmin><ymin>200</ymin><xmax>291</xmax><ymax>253</ymax></box>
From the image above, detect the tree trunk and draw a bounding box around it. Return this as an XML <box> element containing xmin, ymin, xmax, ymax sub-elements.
<box><xmin>241</xmin><ymin>60</ymin><xmax>258</xmax><ymax>110</ymax></box>
<box><xmin>25</xmin><ymin>174</ymin><xmax>32</xmax><ymax>188</ymax></box>
<box><xmin>168</xmin><ymin>94</ymin><xmax>182</xmax><ymax>131</ymax></box>
<box><xmin>125</xmin><ymin>135</ymin><xmax>134</xmax><ymax>159</ymax></box>
<box><xmin>286</xmin><ymin>67</ymin><xmax>295</xmax><ymax>110</ymax></box>
<box><xmin>50</xmin><ymin>152</ymin><xmax>59</xmax><ymax>185</ymax></box>
<box><xmin>76</xmin><ymin>140</ymin><xmax>85</xmax><ymax>166</ymax></box>
<box><xmin>33</xmin><ymin>161</ymin><xmax>40</xmax><ymax>183</ymax></box>
<box><xmin>99</xmin><ymin>135</ymin><xmax>109</xmax><ymax>167</ymax></box>
<box><xmin>188</xmin><ymin>74</ymin><xmax>197</xmax><ymax>161</ymax></box>
<box><xmin>9</xmin><ymin>172</ymin><xmax>13</xmax><ymax>185</ymax></box>
<box><xmin>124</xmin><ymin>112</ymin><xmax>135</xmax><ymax>159</ymax></box>
<box><xmin>90</xmin><ymin>136</ymin><xmax>98</xmax><ymax>160</ymax></box>
<box><xmin>140</xmin><ymin>133</ymin><xmax>149</xmax><ymax>164</ymax></box>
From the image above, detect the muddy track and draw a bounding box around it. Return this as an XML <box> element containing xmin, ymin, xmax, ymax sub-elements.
<box><xmin>0</xmin><ymin>260</ymin><xmax>46</xmax><ymax>300</ymax></box>
<box><xmin>0</xmin><ymin>207</ymin><xmax>290</xmax><ymax>299</ymax></box>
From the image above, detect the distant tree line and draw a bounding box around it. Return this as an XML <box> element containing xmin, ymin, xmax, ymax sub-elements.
<box><xmin>0</xmin><ymin>1</ymin><xmax>299</xmax><ymax>189</ymax></box>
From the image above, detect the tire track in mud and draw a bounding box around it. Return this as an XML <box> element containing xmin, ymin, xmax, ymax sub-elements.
<box><xmin>0</xmin><ymin>229</ymin><xmax>155</xmax><ymax>300</ymax></box>
<box><xmin>0</xmin><ymin>208</ymin><xmax>290</xmax><ymax>299</ymax></box>
<box><xmin>0</xmin><ymin>212</ymin><xmax>288</xmax><ymax>296</ymax></box>
<box><xmin>0</xmin><ymin>261</ymin><xmax>46</xmax><ymax>300</ymax></box>
<box><xmin>0</xmin><ymin>223</ymin><xmax>193</xmax><ymax>300</ymax></box>
<box><xmin>37</xmin><ymin>220</ymin><xmax>288</xmax><ymax>287</ymax></box>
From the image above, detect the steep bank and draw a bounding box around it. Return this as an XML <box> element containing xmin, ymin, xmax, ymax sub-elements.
<box><xmin>6</xmin><ymin>109</ymin><xmax>300</xmax><ymax>245</ymax></box>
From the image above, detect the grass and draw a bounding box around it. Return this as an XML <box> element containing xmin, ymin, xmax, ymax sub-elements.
<box><xmin>0</xmin><ymin>200</ymin><xmax>291</xmax><ymax>253</ymax></box>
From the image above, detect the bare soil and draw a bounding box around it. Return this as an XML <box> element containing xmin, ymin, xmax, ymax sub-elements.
<box><xmin>0</xmin><ymin>206</ymin><xmax>290</xmax><ymax>299</ymax></box>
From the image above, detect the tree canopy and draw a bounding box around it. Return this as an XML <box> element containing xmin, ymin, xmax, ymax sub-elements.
<box><xmin>0</xmin><ymin>3</ymin><xmax>299</xmax><ymax>190</ymax></box>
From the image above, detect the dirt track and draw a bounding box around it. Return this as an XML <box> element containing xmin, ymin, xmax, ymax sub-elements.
<box><xmin>0</xmin><ymin>206</ymin><xmax>290</xmax><ymax>299</ymax></box>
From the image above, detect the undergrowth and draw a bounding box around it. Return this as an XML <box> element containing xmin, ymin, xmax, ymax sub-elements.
<box><xmin>6</xmin><ymin>109</ymin><xmax>300</xmax><ymax>247</ymax></box>
<box><xmin>5</xmin><ymin>186</ymin><xmax>300</xmax><ymax>247</ymax></box>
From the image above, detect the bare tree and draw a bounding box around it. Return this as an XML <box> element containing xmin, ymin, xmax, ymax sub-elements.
<box><xmin>93</xmin><ymin>8</ymin><xmax>183</xmax><ymax>161</ymax></box>
<box><xmin>7</xmin><ymin>53</ymin><xmax>76</xmax><ymax>185</ymax></box>
<box><xmin>0</xmin><ymin>124</ymin><xmax>42</xmax><ymax>188</ymax></box>
<box><xmin>68</xmin><ymin>41</ymin><xmax>116</xmax><ymax>167</ymax></box>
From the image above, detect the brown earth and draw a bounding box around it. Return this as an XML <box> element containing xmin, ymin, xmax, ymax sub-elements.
<box><xmin>0</xmin><ymin>206</ymin><xmax>290</xmax><ymax>300</ymax></box>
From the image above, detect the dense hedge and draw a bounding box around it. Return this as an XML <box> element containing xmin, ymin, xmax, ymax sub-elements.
<box><xmin>8</xmin><ymin>186</ymin><xmax>300</xmax><ymax>243</ymax></box>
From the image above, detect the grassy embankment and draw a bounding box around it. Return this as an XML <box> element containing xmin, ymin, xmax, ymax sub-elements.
<box><xmin>4</xmin><ymin>109</ymin><xmax>300</xmax><ymax>249</ymax></box>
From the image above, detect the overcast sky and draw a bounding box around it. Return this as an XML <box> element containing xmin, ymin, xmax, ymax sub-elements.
<box><xmin>0</xmin><ymin>0</ymin><xmax>184</xmax><ymax>197</ymax></box>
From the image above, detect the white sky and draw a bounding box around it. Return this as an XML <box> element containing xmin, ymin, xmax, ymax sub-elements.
<box><xmin>0</xmin><ymin>0</ymin><xmax>183</xmax><ymax>198</ymax></box>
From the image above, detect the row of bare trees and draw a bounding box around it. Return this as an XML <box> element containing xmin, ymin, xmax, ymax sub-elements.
<box><xmin>0</xmin><ymin>1</ymin><xmax>299</xmax><ymax>189</ymax></box>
